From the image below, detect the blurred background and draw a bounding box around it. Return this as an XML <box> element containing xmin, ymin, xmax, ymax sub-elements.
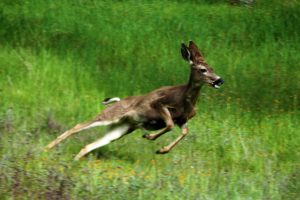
<box><xmin>0</xmin><ymin>0</ymin><xmax>299</xmax><ymax>199</ymax></box>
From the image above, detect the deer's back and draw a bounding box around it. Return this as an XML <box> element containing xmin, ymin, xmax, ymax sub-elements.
<box><xmin>95</xmin><ymin>84</ymin><xmax>193</xmax><ymax>128</ymax></box>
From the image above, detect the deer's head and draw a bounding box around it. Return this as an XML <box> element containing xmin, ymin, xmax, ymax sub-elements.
<box><xmin>181</xmin><ymin>41</ymin><xmax>224</xmax><ymax>89</ymax></box>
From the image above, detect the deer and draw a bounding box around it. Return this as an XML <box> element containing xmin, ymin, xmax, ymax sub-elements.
<box><xmin>45</xmin><ymin>41</ymin><xmax>224</xmax><ymax>160</ymax></box>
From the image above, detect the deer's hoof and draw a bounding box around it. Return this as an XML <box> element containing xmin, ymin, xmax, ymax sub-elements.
<box><xmin>156</xmin><ymin>148</ymin><xmax>169</xmax><ymax>154</ymax></box>
<box><xmin>44</xmin><ymin>145</ymin><xmax>53</xmax><ymax>152</ymax></box>
<box><xmin>74</xmin><ymin>154</ymin><xmax>83</xmax><ymax>161</ymax></box>
<box><xmin>143</xmin><ymin>134</ymin><xmax>155</xmax><ymax>140</ymax></box>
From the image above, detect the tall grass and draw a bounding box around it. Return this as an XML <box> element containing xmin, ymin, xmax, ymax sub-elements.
<box><xmin>0</xmin><ymin>0</ymin><xmax>299</xmax><ymax>199</ymax></box>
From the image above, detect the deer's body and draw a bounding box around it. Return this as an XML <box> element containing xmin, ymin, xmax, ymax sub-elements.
<box><xmin>45</xmin><ymin>41</ymin><xmax>224</xmax><ymax>160</ymax></box>
<box><xmin>98</xmin><ymin>84</ymin><xmax>196</xmax><ymax>129</ymax></box>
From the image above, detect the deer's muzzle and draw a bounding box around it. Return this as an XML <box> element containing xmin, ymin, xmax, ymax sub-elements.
<box><xmin>212</xmin><ymin>78</ymin><xmax>224</xmax><ymax>89</ymax></box>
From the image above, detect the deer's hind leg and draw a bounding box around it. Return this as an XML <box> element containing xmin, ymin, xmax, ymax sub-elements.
<box><xmin>45</xmin><ymin>120</ymin><xmax>117</xmax><ymax>150</ymax></box>
<box><xmin>74</xmin><ymin>123</ymin><xmax>134</xmax><ymax>160</ymax></box>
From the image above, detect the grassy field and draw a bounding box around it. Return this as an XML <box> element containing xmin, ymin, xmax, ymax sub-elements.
<box><xmin>0</xmin><ymin>0</ymin><xmax>300</xmax><ymax>199</ymax></box>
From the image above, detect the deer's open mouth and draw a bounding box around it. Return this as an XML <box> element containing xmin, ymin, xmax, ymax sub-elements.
<box><xmin>212</xmin><ymin>78</ymin><xmax>224</xmax><ymax>89</ymax></box>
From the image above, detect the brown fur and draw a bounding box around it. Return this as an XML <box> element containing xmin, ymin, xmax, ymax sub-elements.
<box><xmin>94</xmin><ymin>84</ymin><xmax>193</xmax><ymax>129</ymax></box>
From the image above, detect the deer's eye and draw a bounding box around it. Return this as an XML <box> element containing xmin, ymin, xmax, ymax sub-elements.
<box><xmin>200</xmin><ymin>69</ymin><xmax>207</xmax><ymax>73</ymax></box>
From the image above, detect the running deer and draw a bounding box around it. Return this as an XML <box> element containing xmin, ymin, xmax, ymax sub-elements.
<box><xmin>45</xmin><ymin>41</ymin><xmax>224</xmax><ymax>160</ymax></box>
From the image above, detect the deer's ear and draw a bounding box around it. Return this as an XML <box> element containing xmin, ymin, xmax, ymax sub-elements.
<box><xmin>189</xmin><ymin>41</ymin><xmax>203</xmax><ymax>58</ymax></box>
<box><xmin>181</xmin><ymin>43</ymin><xmax>192</xmax><ymax>62</ymax></box>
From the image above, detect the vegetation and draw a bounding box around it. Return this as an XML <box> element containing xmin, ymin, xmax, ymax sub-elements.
<box><xmin>0</xmin><ymin>0</ymin><xmax>299</xmax><ymax>199</ymax></box>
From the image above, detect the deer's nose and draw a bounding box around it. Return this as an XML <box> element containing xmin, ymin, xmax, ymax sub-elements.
<box><xmin>213</xmin><ymin>78</ymin><xmax>224</xmax><ymax>89</ymax></box>
<box><xmin>215</xmin><ymin>78</ymin><xmax>224</xmax><ymax>85</ymax></box>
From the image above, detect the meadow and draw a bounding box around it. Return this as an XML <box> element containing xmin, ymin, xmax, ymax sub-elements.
<box><xmin>0</xmin><ymin>0</ymin><xmax>299</xmax><ymax>199</ymax></box>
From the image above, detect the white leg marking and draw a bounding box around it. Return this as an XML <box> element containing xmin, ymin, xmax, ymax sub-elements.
<box><xmin>74</xmin><ymin>123</ymin><xmax>130</xmax><ymax>160</ymax></box>
<box><xmin>87</xmin><ymin>123</ymin><xmax>130</xmax><ymax>151</ymax></box>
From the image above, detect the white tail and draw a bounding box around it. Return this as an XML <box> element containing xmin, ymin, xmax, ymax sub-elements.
<box><xmin>102</xmin><ymin>97</ymin><xmax>121</xmax><ymax>105</ymax></box>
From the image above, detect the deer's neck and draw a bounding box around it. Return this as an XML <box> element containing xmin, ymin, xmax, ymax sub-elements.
<box><xmin>184</xmin><ymin>71</ymin><xmax>204</xmax><ymax>106</ymax></box>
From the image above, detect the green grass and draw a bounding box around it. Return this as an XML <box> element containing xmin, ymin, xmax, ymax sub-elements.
<box><xmin>0</xmin><ymin>0</ymin><xmax>300</xmax><ymax>199</ymax></box>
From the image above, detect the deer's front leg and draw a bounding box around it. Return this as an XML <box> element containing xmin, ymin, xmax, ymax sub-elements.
<box><xmin>143</xmin><ymin>105</ymin><xmax>174</xmax><ymax>140</ymax></box>
<box><xmin>156</xmin><ymin>124</ymin><xmax>189</xmax><ymax>154</ymax></box>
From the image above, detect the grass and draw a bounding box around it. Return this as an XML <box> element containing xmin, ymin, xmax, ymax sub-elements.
<box><xmin>0</xmin><ymin>0</ymin><xmax>300</xmax><ymax>199</ymax></box>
